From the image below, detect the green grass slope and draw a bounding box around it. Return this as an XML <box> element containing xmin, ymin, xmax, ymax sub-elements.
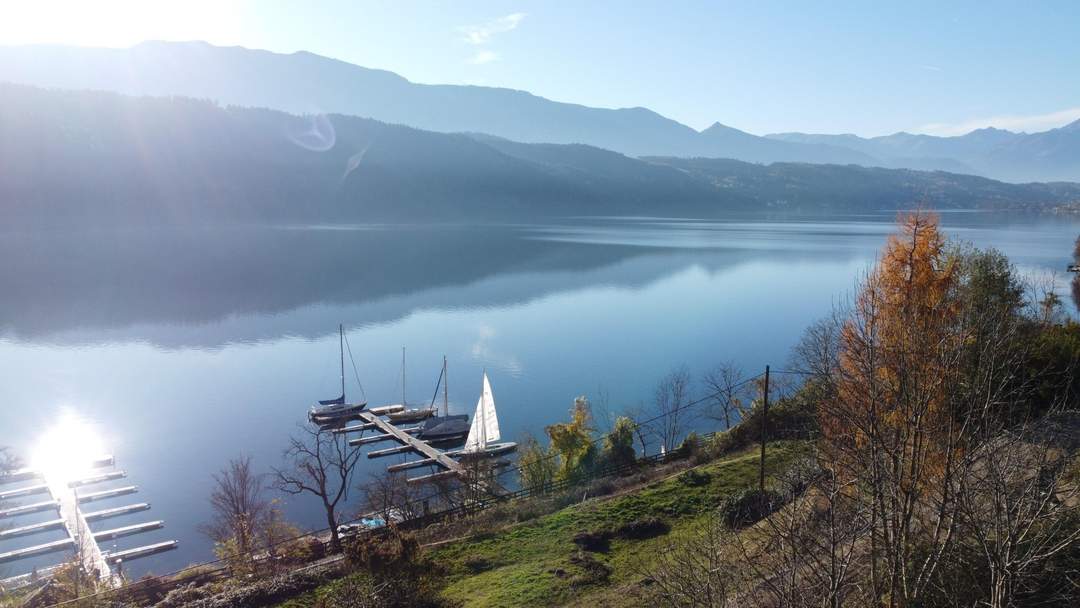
<box><xmin>276</xmin><ymin>442</ymin><xmax>805</xmax><ymax>608</ymax></box>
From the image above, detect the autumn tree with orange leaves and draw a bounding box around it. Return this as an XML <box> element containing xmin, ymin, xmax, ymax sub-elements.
<box><xmin>815</xmin><ymin>212</ymin><xmax>1043</xmax><ymax>607</ymax></box>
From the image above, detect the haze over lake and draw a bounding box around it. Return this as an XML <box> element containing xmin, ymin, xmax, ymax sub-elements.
<box><xmin>1</xmin><ymin>211</ymin><xmax>1077</xmax><ymax>576</ymax></box>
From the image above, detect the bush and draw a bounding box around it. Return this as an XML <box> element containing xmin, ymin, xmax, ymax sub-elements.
<box><xmin>602</xmin><ymin>416</ymin><xmax>638</xmax><ymax>470</ymax></box>
<box><xmin>677</xmin><ymin>468</ymin><xmax>711</xmax><ymax>487</ymax></box>
<box><xmin>583</xmin><ymin>477</ymin><xmax>616</xmax><ymax>498</ymax></box>
<box><xmin>614</xmin><ymin>517</ymin><xmax>670</xmax><ymax>540</ymax></box>
<box><xmin>568</xmin><ymin>551</ymin><xmax>612</xmax><ymax>586</ymax></box>
<box><xmin>676</xmin><ymin>431</ymin><xmax>703</xmax><ymax>460</ymax></box>
<box><xmin>154</xmin><ymin>566</ymin><xmax>341</xmax><ymax>608</ymax></box>
<box><xmin>719</xmin><ymin>489</ymin><xmax>783</xmax><ymax>528</ymax></box>
<box><xmin>572</xmin><ymin>529</ymin><xmax>612</xmax><ymax>553</ymax></box>
<box><xmin>154</xmin><ymin>583</ymin><xmax>205</xmax><ymax>608</ymax></box>
<box><xmin>709</xmin><ymin>388</ymin><xmax>820</xmax><ymax>457</ymax></box>
<box><xmin>340</xmin><ymin>528</ymin><xmax>455</xmax><ymax>608</ymax></box>
<box><xmin>462</xmin><ymin>557</ymin><xmax>494</xmax><ymax>574</ymax></box>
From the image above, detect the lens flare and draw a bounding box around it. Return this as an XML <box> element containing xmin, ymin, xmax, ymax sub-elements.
<box><xmin>30</xmin><ymin>410</ymin><xmax>106</xmax><ymax>491</ymax></box>
<box><xmin>288</xmin><ymin>113</ymin><xmax>336</xmax><ymax>152</ymax></box>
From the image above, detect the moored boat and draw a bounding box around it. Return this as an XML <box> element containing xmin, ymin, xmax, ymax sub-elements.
<box><xmin>308</xmin><ymin>325</ymin><xmax>367</xmax><ymax>425</ymax></box>
<box><xmin>460</xmin><ymin>372</ymin><xmax>517</xmax><ymax>458</ymax></box>
<box><xmin>416</xmin><ymin>414</ymin><xmax>470</xmax><ymax>442</ymax></box>
<box><xmin>387</xmin><ymin>408</ymin><xmax>437</xmax><ymax>424</ymax></box>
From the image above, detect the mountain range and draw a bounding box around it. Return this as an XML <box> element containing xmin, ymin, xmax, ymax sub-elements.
<box><xmin>3</xmin><ymin>83</ymin><xmax>1079</xmax><ymax>228</ymax></box>
<box><xmin>2</xmin><ymin>40</ymin><xmax>1079</xmax><ymax>182</ymax></box>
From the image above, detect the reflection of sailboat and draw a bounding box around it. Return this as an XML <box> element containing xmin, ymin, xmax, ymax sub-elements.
<box><xmin>309</xmin><ymin>325</ymin><xmax>367</xmax><ymax>425</ymax></box>
<box><xmin>385</xmin><ymin>347</ymin><xmax>437</xmax><ymax>424</ymax></box>
<box><xmin>460</xmin><ymin>372</ymin><xmax>517</xmax><ymax>457</ymax></box>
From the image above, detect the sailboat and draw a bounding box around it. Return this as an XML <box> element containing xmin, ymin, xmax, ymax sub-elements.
<box><xmin>385</xmin><ymin>347</ymin><xmax>438</xmax><ymax>424</ymax></box>
<box><xmin>308</xmin><ymin>325</ymin><xmax>367</xmax><ymax>425</ymax></box>
<box><xmin>415</xmin><ymin>357</ymin><xmax>470</xmax><ymax>443</ymax></box>
<box><xmin>459</xmin><ymin>372</ymin><xmax>517</xmax><ymax>458</ymax></box>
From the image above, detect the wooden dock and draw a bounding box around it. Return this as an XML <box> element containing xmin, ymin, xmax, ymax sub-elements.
<box><xmin>356</xmin><ymin>411</ymin><xmax>466</xmax><ymax>476</ymax></box>
<box><xmin>0</xmin><ymin>453</ymin><xmax>176</xmax><ymax>591</ymax></box>
<box><xmin>355</xmin><ymin>411</ymin><xmax>506</xmax><ymax>496</ymax></box>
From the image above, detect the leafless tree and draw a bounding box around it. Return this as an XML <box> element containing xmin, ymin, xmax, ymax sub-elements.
<box><xmin>0</xmin><ymin>446</ymin><xmax>17</xmax><ymax>473</ymax></box>
<box><xmin>199</xmin><ymin>455</ymin><xmax>270</xmax><ymax>560</ymax></box>
<box><xmin>1072</xmin><ymin>235</ymin><xmax>1080</xmax><ymax>311</ymax></box>
<box><xmin>1072</xmin><ymin>274</ymin><xmax>1080</xmax><ymax>314</ymax></box>
<box><xmin>649</xmin><ymin>366</ymin><xmax>692</xmax><ymax>453</ymax></box>
<box><xmin>0</xmin><ymin>447</ymin><xmax>19</xmax><ymax>576</ymax></box>
<box><xmin>274</xmin><ymin>424</ymin><xmax>363</xmax><ymax>552</ymax></box>
<box><xmin>791</xmin><ymin>312</ymin><xmax>844</xmax><ymax>383</ymax></box>
<box><xmin>736</xmin><ymin>457</ymin><xmax>871</xmax><ymax>608</ymax></box>
<box><xmin>362</xmin><ymin>470</ymin><xmax>427</xmax><ymax>524</ymax></box>
<box><xmin>1027</xmin><ymin>271</ymin><xmax>1065</xmax><ymax>326</ymax></box>
<box><xmin>591</xmin><ymin>384</ymin><xmax>616</xmax><ymax>435</ymax></box>
<box><xmin>635</xmin><ymin>516</ymin><xmax>735</xmax><ymax>607</ymax></box>
<box><xmin>950</xmin><ymin>416</ymin><xmax>1080</xmax><ymax>608</ymax></box>
<box><xmin>622</xmin><ymin>402</ymin><xmax>652</xmax><ymax>457</ymax></box>
<box><xmin>702</xmin><ymin>361</ymin><xmax>746</xmax><ymax>430</ymax></box>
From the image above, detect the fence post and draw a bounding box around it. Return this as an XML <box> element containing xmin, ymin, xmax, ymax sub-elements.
<box><xmin>759</xmin><ymin>365</ymin><xmax>770</xmax><ymax>497</ymax></box>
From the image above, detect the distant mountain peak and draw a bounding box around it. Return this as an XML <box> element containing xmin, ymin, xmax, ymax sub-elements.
<box><xmin>1</xmin><ymin>40</ymin><xmax>1078</xmax><ymax>181</ymax></box>
<box><xmin>703</xmin><ymin>121</ymin><xmax>738</xmax><ymax>132</ymax></box>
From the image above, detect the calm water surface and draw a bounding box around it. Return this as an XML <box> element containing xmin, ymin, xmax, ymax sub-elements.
<box><xmin>1</xmin><ymin>212</ymin><xmax>1077</xmax><ymax>576</ymax></box>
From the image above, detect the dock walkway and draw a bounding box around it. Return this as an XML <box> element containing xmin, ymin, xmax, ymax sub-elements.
<box><xmin>355</xmin><ymin>411</ymin><xmax>505</xmax><ymax>496</ymax></box>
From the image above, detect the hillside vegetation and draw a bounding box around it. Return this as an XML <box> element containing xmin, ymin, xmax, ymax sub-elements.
<box><xmin>275</xmin><ymin>442</ymin><xmax>809</xmax><ymax>608</ymax></box>
<box><xmin>5</xmin><ymin>41</ymin><xmax>1080</xmax><ymax>181</ymax></box>
<box><xmin>3</xmin><ymin>84</ymin><xmax>1080</xmax><ymax>228</ymax></box>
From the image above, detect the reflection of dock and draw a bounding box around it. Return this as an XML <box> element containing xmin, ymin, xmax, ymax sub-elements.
<box><xmin>0</xmin><ymin>456</ymin><xmax>177</xmax><ymax>591</ymax></box>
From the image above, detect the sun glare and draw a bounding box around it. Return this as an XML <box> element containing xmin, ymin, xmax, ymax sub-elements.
<box><xmin>0</xmin><ymin>1</ymin><xmax>246</xmax><ymax>48</ymax></box>
<box><xmin>30</xmin><ymin>410</ymin><xmax>106</xmax><ymax>491</ymax></box>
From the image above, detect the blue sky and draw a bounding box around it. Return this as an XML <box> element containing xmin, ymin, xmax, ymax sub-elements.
<box><xmin>2</xmin><ymin>0</ymin><xmax>1079</xmax><ymax>136</ymax></box>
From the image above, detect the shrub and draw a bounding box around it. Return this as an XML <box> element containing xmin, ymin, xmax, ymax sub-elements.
<box><xmin>677</xmin><ymin>468</ymin><xmax>711</xmax><ymax>487</ymax></box>
<box><xmin>572</xmin><ymin>529</ymin><xmax>612</xmax><ymax>553</ymax></box>
<box><xmin>462</xmin><ymin>557</ymin><xmax>494</xmax><ymax>574</ymax></box>
<box><xmin>719</xmin><ymin>489</ymin><xmax>783</xmax><ymax>528</ymax></box>
<box><xmin>583</xmin><ymin>477</ymin><xmax>616</xmax><ymax>498</ymax></box>
<box><xmin>568</xmin><ymin>551</ymin><xmax>612</xmax><ymax>586</ymax></box>
<box><xmin>676</xmin><ymin>431</ymin><xmax>703</xmax><ymax>460</ymax></box>
<box><xmin>614</xmin><ymin>517</ymin><xmax>670</xmax><ymax>540</ymax></box>
<box><xmin>154</xmin><ymin>566</ymin><xmax>341</xmax><ymax>608</ymax></box>
<box><xmin>602</xmin><ymin>416</ymin><xmax>638</xmax><ymax>470</ymax></box>
<box><xmin>340</xmin><ymin>528</ymin><xmax>455</xmax><ymax>608</ymax></box>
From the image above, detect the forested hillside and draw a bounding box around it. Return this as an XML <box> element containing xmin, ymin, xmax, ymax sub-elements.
<box><xmin>3</xmin><ymin>84</ymin><xmax>1079</xmax><ymax>228</ymax></box>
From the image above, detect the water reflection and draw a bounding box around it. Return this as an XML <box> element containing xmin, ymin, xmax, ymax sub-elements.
<box><xmin>31</xmin><ymin>410</ymin><xmax>105</xmax><ymax>491</ymax></box>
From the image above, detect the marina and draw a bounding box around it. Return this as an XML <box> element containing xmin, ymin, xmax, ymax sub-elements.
<box><xmin>310</xmin><ymin>343</ymin><xmax>516</xmax><ymax>494</ymax></box>
<box><xmin>0</xmin><ymin>455</ymin><xmax>176</xmax><ymax>591</ymax></box>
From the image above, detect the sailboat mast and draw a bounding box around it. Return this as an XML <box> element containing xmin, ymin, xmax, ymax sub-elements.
<box><xmin>339</xmin><ymin>324</ymin><xmax>345</xmax><ymax>401</ymax></box>
<box><xmin>402</xmin><ymin>346</ymin><xmax>406</xmax><ymax>407</ymax></box>
<box><xmin>481</xmin><ymin>371</ymin><xmax>487</xmax><ymax>449</ymax></box>
<box><xmin>443</xmin><ymin>356</ymin><xmax>449</xmax><ymax>417</ymax></box>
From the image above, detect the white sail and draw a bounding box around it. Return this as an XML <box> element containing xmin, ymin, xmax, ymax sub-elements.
<box><xmin>464</xmin><ymin>372</ymin><xmax>501</xmax><ymax>452</ymax></box>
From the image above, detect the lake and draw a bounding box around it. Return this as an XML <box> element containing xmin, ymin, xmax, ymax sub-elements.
<box><xmin>1</xmin><ymin>211</ymin><xmax>1078</xmax><ymax>578</ymax></box>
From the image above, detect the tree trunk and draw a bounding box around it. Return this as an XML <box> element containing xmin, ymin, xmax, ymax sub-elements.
<box><xmin>325</xmin><ymin>506</ymin><xmax>340</xmax><ymax>552</ymax></box>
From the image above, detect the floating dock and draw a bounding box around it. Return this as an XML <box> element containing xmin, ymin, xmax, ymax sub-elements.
<box><xmin>0</xmin><ymin>453</ymin><xmax>176</xmax><ymax>591</ymax></box>
<box><xmin>351</xmin><ymin>411</ymin><xmax>505</xmax><ymax>495</ymax></box>
<box><xmin>356</xmin><ymin>411</ymin><xmax>466</xmax><ymax>478</ymax></box>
